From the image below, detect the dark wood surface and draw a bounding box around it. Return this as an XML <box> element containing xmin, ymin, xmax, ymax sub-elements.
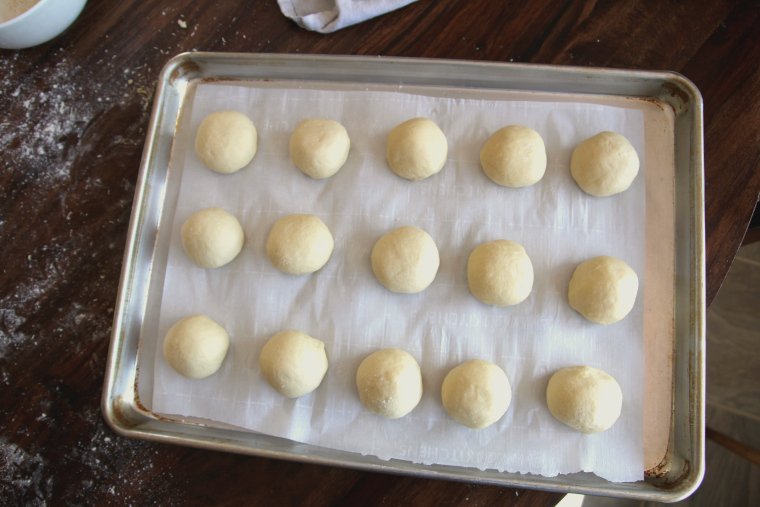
<box><xmin>2</xmin><ymin>0</ymin><xmax>759</xmax><ymax>504</ymax></box>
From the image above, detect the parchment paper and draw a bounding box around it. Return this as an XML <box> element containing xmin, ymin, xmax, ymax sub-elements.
<box><xmin>149</xmin><ymin>82</ymin><xmax>645</xmax><ymax>482</ymax></box>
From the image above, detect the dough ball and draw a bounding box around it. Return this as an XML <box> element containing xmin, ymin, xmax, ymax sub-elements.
<box><xmin>441</xmin><ymin>359</ymin><xmax>511</xmax><ymax>429</ymax></box>
<box><xmin>259</xmin><ymin>330</ymin><xmax>329</xmax><ymax>398</ymax></box>
<box><xmin>266</xmin><ymin>214</ymin><xmax>334</xmax><ymax>275</ymax></box>
<box><xmin>546</xmin><ymin>366</ymin><xmax>623</xmax><ymax>433</ymax></box>
<box><xmin>356</xmin><ymin>348</ymin><xmax>423</xmax><ymax>419</ymax></box>
<box><xmin>195</xmin><ymin>111</ymin><xmax>258</xmax><ymax>174</ymax></box>
<box><xmin>467</xmin><ymin>240</ymin><xmax>534</xmax><ymax>307</ymax></box>
<box><xmin>570</xmin><ymin>131</ymin><xmax>639</xmax><ymax>196</ymax></box>
<box><xmin>163</xmin><ymin>315</ymin><xmax>230</xmax><ymax>379</ymax></box>
<box><xmin>181</xmin><ymin>207</ymin><xmax>244</xmax><ymax>269</ymax></box>
<box><xmin>480</xmin><ymin>125</ymin><xmax>547</xmax><ymax>187</ymax></box>
<box><xmin>290</xmin><ymin>118</ymin><xmax>351</xmax><ymax>179</ymax></box>
<box><xmin>371</xmin><ymin>226</ymin><xmax>439</xmax><ymax>293</ymax></box>
<box><xmin>568</xmin><ymin>255</ymin><xmax>639</xmax><ymax>324</ymax></box>
<box><xmin>386</xmin><ymin>117</ymin><xmax>448</xmax><ymax>181</ymax></box>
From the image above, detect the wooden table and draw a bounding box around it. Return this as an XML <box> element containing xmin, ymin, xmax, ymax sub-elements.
<box><xmin>1</xmin><ymin>1</ymin><xmax>758</xmax><ymax>504</ymax></box>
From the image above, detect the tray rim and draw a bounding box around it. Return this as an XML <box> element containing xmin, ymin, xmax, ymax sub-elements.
<box><xmin>102</xmin><ymin>52</ymin><xmax>705</xmax><ymax>502</ymax></box>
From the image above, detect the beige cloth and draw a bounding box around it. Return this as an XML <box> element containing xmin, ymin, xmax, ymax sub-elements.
<box><xmin>278</xmin><ymin>0</ymin><xmax>418</xmax><ymax>33</ymax></box>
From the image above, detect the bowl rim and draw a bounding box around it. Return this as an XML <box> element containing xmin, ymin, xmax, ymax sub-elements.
<box><xmin>0</xmin><ymin>0</ymin><xmax>85</xmax><ymax>29</ymax></box>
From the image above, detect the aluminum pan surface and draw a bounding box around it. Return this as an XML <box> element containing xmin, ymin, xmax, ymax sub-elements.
<box><xmin>102</xmin><ymin>53</ymin><xmax>704</xmax><ymax>502</ymax></box>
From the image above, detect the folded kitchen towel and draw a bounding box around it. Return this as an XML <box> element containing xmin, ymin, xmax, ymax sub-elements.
<box><xmin>278</xmin><ymin>0</ymin><xmax>418</xmax><ymax>33</ymax></box>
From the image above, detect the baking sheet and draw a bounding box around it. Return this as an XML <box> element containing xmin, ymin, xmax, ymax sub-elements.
<box><xmin>142</xmin><ymin>82</ymin><xmax>646</xmax><ymax>482</ymax></box>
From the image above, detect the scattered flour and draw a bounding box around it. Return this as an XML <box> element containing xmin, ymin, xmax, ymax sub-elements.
<box><xmin>0</xmin><ymin>15</ymin><xmax>211</xmax><ymax>504</ymax></box>
<box><xmin>0</xmin><ymin>47</ymin><xmax>152</xmax><ymax>501</ymax></box>
<box><xmin>0</xmin><ymin>437</ymin><xmax>51</xmax><ymax>504</ymax></box>
<box><xmin>0</xmin><ymin>52</ymin><xmax>152</xmax><ymax>186</ymax></box>
<box><xmin>0</xmin><ymin>405</ymin><xmax>184</xmax><ymax>503</ymax></box>
<box><xmin>0</xmin><ymin>307</ymin><xmax>29</xmax><ymax>357</ymax></box>
<box><xmin>0</xmin><ymin>49</ymin><xmax>154</xmax><ymax>360</ymax></box>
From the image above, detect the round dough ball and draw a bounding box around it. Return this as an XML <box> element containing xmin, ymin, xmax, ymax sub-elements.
<box><xmin>467</xmin><ymin>240</ymin><xmax>534</xmax><ymax>307</ymax></box>
<box><xmin>568</xmin><ymin>255</ymin><xmax>639</xmax><ymax>324</ymax></box>
<box><xmin>570</xmin><ymin>131</ymin><xmax>639</xmax><ymax>196</ymax></box>
<box><xmin>181</xmin><ymin>208</ymin><xmax>245</xmax><ymax>269</ymax></box>
<box><xmin>259</xmin><ymin>330</ymin><xmax>329</xmax><ymax>398</ymax></box>
<box><xmin>163</xmin><ymin>315</ymin><xmax>230</xmax><ymax>379</ymax></box>
<box><xmin>290</xmin><ymin>118</ymin><xmax>351</xmax><ymax>179</ymax></box>
<box><xmin>356</xmin><ymin>348</ymin><xmax>423</xmax><ymax>419</ymax></box>
<box><xmin>441</xmin><ymin>359</ymin><xmax>512</xmax><ymax>429</ymax></box>
<box><xmin>480</xmin><ymin>125</ymin><xmax>547</xmax><ymax>187</ymax></box>
<box><xmin>546</xmin><ymin>366</ymin><xmax>623</xmax><ymax>433</ymax></box>
<box><xmin>386</xmin><ymin>117</ymin><xmax>448</xmax><ymax>181</ymax></box>
<box><xmin>371</xmin><ymin>226</ymin><xmax>439</xmax><ymax>293</ymax></box>
<box><xmin>266</xmin><ymin>214</ymin><xmax>334</xmax><ymax>275</ymax></box>
<box><xmin>195</xmin><ymin>111</ymin><xmax>258</xmax><ymax>174</ymax></box>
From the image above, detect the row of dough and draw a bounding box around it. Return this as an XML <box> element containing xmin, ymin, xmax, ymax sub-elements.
<box><xmin>182</xmin><ymin>209</ymin><xmax>640</xmax><ymax>325</ymax></box>
<box><xmin>164</xmin><ymin>318</ymin><xmax>623</xmax><ymax>434</ymax></box>
<box><xmin>195</xmin><ymin>111</ymin><xmax>640</xmax><ymax>197</ymax></box>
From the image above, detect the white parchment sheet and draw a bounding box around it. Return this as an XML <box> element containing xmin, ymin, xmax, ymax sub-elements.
<box><xmin>149</xmin><ymin>82</ymin><xmax>645</xmax><ymax>482</ymax></box>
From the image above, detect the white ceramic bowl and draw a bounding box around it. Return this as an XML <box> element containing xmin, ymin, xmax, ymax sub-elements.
<box><xmin>0</xmin><ymin>0</ymin><xmax>87</xmax><ymax>49</ymax></box>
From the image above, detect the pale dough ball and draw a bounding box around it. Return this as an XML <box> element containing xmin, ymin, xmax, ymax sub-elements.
<box><xmin>480</xmin><ymin>125</ymin><xmax>547</xmax><ymax>187</ymax></box>
<box><xmin>181</xmin><ymin>208</ymin><xmax>244</xmax><ymax>269</ymax></box>
<box><xmin>441</xmin><ymin>359</ymin><xmax>512</xmax><ymax>429</ymax></box>
<box><xmin>546</xmin><ymin>366</ymin><xmax>623</xmax><ymax>433</ymax></box>
<box><xmin>568</xmin><ymin>255</ymin><xmax>639</xmax><ymax>324</ymax></box>
<box><xmin>266</xmin><ymin>214</ymin><xmax>334</xmax><ymax>275</ymax></box>
<box><xmin>289</xmin><ymin>118</ymin><xmax>350</xmax><ymax>179</ymax></box>
<box><xmin>356</xmin><ymin>348</ymin><xmax>423</xmax><ymax>419</ymax></box>
<box><xmin>195</xmin><ymin>111</ymin><xmax>258</xmax><ymax>174</ymax></box>
<box><xmin>570</xmin><ymin>131</ymin><xmax>639</xmax><ymax>196</ymax></box>
<box><xmin>467</xmin><ymin>240</ymin><xmax>534</xmax><ymax>307</ymax></box>
<box><xmin>386</xmin><ymin>117</ymin><xmax>448</xmax><ymax>181</ymax></box>
<box><xmin>371</xmin><ymin>226</ymin><xmax>440</xmax><ymax>293</ymax></box>
<box><xmin>259</xmin><ymin>330</ymin><xmax>329</xmax><ymax>398</ymax></box>
<box><xmin>163</xmin><ymin>315</ymin><xmax>230</xmax><ymax>379</ymax></box>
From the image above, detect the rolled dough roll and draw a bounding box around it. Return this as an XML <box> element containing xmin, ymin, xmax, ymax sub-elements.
<box><xmin>570</xmin><ymin>131</ymin><xmax>639</xmax><ymax>197</ymax></box>
<box><xmin>163</xmin><ymin>315</ymin><xmax>230</xmax><ymax>379</ymax></box>
<box><xmin>441</xmin><ymin>359</ymin><xmax>511</xmax><ymax>429</ymax></box>
<box><xmin>290</xmin><ymin>118</ymin><xmax>350</xmax><ymax>179</ymax></box>
<box><xmin>480</xmin><ymin>125</ymin><xmax>547</xmax><ymax>187</ymax></box>
<box><xmin>568</xmin><ymin>255</ymin><xmax>639</xmax><ymax>324</ymax></box>
<box><xmin>259</xmin><ymin>330</ymin><xmax>329</xmax><ymax>398</ymax></box>
<box><xmin>195</xmin><ymin>111</ymin><xmax>257</xmax><ymax>174</ymax></box>
<box><xmin>370</xmin><ymin>226</ymin><xmax>439</xmax><ymax>293</ymax></box>
<box><xmin>467</xmin><ymin>240</ymin><xmax>534</xmax><ymax>307</ymax></box>
<box><xmin>181</xmin><ymin>207</ymin><xmax>244</xmax><ymax>269</ymax></box>
<box><xmin>356</xmin><ymin>348</ymin><xmax>423</xmax><ymax>419</ymax></box>
<box><xmin>386</xmin><ymin>117</ymin><xmax>448</xmax><ymax>181</ymax></box>
<box><xmin>546</xmin><ymin>365</ymin><xmax>623</xmax><ymax>433</ymax></box>
<box><xmin>266</xmin><ymin>214</ymin><xmax>334</xmax><ymax>275</ymax></box>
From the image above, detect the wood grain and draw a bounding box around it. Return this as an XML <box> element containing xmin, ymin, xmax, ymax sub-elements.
<box><xmin>1</xmin><ymin>0</ymin><xmax>759</xmax><ymax>504</ymax></box>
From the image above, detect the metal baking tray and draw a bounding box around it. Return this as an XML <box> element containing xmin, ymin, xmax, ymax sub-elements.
<box><xmin>102</xmin><ymin>53</ymin><xmax>705</xmax><ymax>502</ymax></box>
